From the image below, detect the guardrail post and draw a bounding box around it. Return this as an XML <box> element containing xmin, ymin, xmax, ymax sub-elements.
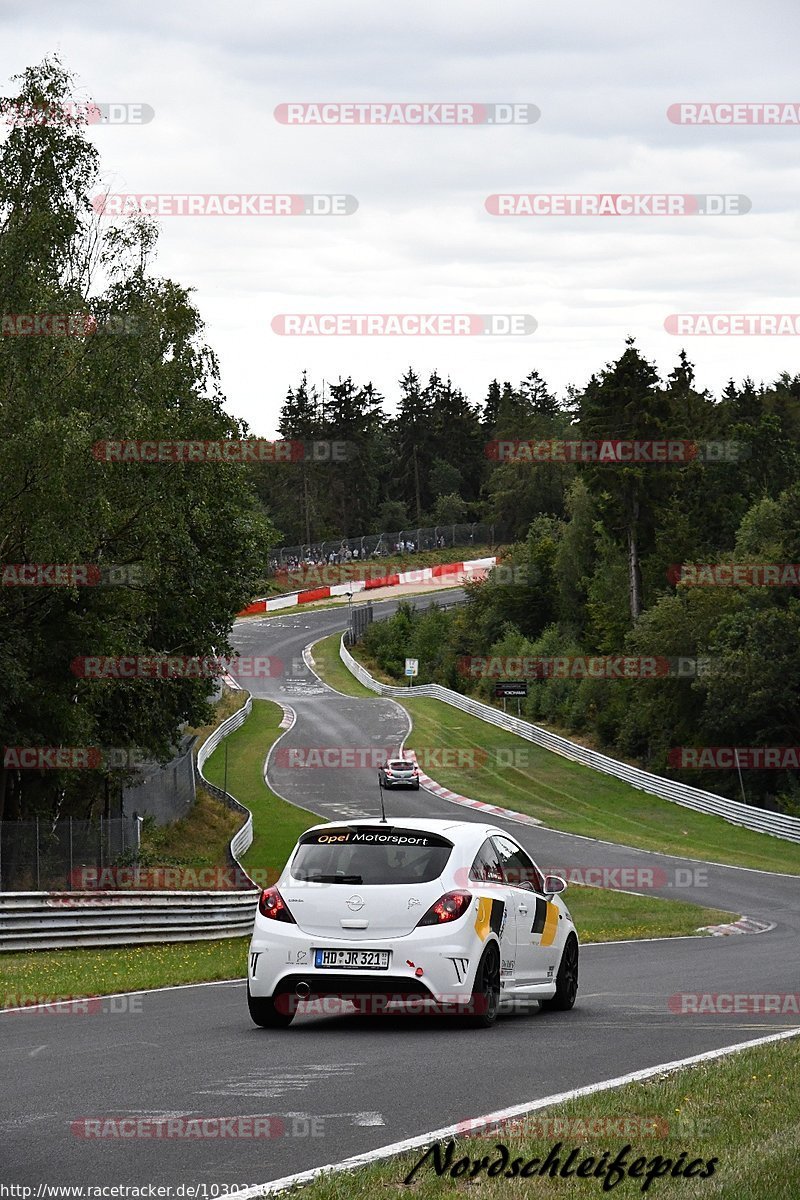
<box><xmin>35</xmin><ymin>816</ymin><xmax>40</xmax><ymax>890</ymax></box>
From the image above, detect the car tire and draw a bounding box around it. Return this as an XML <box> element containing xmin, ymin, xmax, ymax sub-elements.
<box><xmin>540</xmin><ymin>934</ymin><xmax>579</xmax><ymax>1012</ymax></box>
<box><xmin>247</xmin><ymin>983</ymin><xmax>295</xmax><ymax>1028</ymax></box>
<box><xmin>412</xmin><ymin>782</ymin><xmax>420</xmax><ymax>790</ymax></box>
<box><xmin>464</xmin><ymin>942</ymin><xmax>501</xmax><ymax>1028</ymax></box>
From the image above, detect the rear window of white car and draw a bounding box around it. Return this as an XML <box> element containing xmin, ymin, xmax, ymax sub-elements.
<box><xmin>290</xmin><ymin>826</ymin><xmax>453</xmax><ymax>885</ymax></box>
<box><xmin>387</xmin><ymin>760</ymin><xmax>415</xmax><ymax>770</ymax></box>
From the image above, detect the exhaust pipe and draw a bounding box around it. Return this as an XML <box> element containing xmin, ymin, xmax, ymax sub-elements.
<box><xmin>295</xmin><ymin>981</ymin><xmax>310</xmax><ymax>999</ymax></box>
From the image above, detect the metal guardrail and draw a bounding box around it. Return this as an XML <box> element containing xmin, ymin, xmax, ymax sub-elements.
<box><xmin>339</xmin><ymin>638</ymin><xmax>800</xmax><ymax>845</ymax></box>
<box><xmin>0</xmin><ymin>696</ymin><xmax>261</xmax><ymax>952</ymax></box>
<box><xmin>0</xmin><ymin>891</ymin><xmax>257</xmax><ymax>952</ymax></box>
<box><xmin>196</xmin><ymin>694</ymin><xmax>257</xmax><ymax>881</ymax></box>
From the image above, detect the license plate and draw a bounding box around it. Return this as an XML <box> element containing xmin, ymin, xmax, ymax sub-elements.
<box><xmin>314</xmin><ymin>949</ymin><xmax>390</xmax><ymax>969</ymax></box>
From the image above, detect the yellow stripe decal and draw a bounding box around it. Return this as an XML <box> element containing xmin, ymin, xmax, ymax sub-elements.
<box><xmin>541</xmin><ymin>902</ymin><xmax>559</xmax><ymax>947</ymax></box>
<box><xmin>474</xmin><ymin>897</ymin><xmax>492</xmax><ymax>941</ymax></box>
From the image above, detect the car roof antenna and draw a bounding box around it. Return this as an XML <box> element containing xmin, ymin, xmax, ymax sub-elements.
<box><xmin>377</xmin><ymin>773</ymin><xmax>389</xmax><ymax>824</ymax></box>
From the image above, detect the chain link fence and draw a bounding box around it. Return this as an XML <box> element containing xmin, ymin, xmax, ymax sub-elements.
<box><xmin>120</xmin><ymin>735</ymin><xmax>197</xmax><ymax>826</ymax></box>
<box><xmin>0</xmin><ymin>816</ymin><xmax>141</xmax><ymax>892</ymax></box>
<box><xmin>269</xmin><ymin>522</ymin><xmax>504</xmax><ymax>571</ymax></box>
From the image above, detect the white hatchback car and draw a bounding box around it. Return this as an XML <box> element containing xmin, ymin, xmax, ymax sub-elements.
<box><xmin>247</xmin><ymin>817</ymin><xmax>578</xmax><ymax>1028</ymax></box>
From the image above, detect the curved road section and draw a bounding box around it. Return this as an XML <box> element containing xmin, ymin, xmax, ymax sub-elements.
<box><xmin>2</xmin><ymin>592</ymin><xmax>799</xmax><ymax>1187</ymax></box>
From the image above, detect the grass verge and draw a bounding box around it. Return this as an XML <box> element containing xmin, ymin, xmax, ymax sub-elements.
<box><xmin>563</xmin><ymin>885</ymin><xmax>733</xmax><ymax>943</ymax></box>
<box><xmin>286</xmin><ymin>1034</ymin><xmax>800</xmax><ymax>1199</ymax></box>
<box><xmin>310</xmin><ymin>632</ymin><xmax>376</xmax><ymax>697</ymax></box>
<box><xmin>0</xmin><ymin>938</ymin><xmax>249</xmax><ymax>1002</ymax></box>
<box><xmin>401</xmin><ymin>697</ymin><xmax>800</xmax><ymax>874</ymax></box>
<box><xmin>318</xmin><ymin>633</ymin><xmax>799</xmax><ymax>875</ymax></box>
<box><xmin>200</xmin><ymin>697</ymin><xmax>317</xmax><ymax>878</ymax></box>
<box><xmin>137</xmin><ymin>786</ymin><xmax>242</xmax><ymax>870</ymax></box>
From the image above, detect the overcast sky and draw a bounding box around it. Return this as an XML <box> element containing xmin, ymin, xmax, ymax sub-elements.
<box><xmin>3</xmin><ymin>1</ymin><xmax>800</xmax><ymax>434</ymax></box>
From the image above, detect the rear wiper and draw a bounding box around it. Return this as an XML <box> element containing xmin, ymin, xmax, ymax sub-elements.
<box><xmin>303</xmin><ymin>873</ymin><xmax>363</xmax><ymax>884</ymax></box>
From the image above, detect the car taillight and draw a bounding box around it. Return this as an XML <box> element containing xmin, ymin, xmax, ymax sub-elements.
<box><xmin>258</xmin><ymin>886</ymin><xmax>295</xmax><ymax>923</ymax></box>
<box><xmin>416</xmin><ymin>890</ymin><xmax>472</xmax><ymax>927</ymax></box>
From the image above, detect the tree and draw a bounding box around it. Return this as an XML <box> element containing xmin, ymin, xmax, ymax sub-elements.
<box><xmin>323</xmin><ymin>376</ymin><xmax>385</xmax><ymax>535</ymax></box>
<box><xmin>393</xmin><ymin>368</ymin><xmax>432</xmax><ymax>522</ymax></box>
<box><xmin>577</xmin><ymin>339</ymin><xmax>668</xmax><ymax>623</ymax></box>
<box><xmin>433</xmin><ymin>492</ymin><xmax>467</xmax><ymax>525</ymax></box>
<box><xmin>0</xmin><ymin>59</ymin><xmax>275</xmax><ymax>823</ymax></box>
<box><xmin>520</xmin><ymin>370</ymin><xmax>558</xmax><ymax>417</ymax></box>
<box><xmin>278</xmin><ymin>372</ymin><xmax>322</xmax><ymax>543</ymax></box>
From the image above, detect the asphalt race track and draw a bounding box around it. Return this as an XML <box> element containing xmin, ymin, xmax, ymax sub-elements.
<box><xmin>3</xmin><ymin>592</ymin><xmax>799</xmax><ymax>1187</ymax></box>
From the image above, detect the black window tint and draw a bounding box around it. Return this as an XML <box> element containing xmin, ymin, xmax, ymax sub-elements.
<box><xmin>469</xmin><ymin>838</ymin><xmax>505</xmax><ymax>884</ymax></box>
<box><xmin>291</xmin><ymin>827</ymin><xmax>452</xmax><ymax>884</ymax></box>
<box><xmin>492</xmin><ymin>836</ymin><xmax>543</xmax><ymax>892</ymax></box>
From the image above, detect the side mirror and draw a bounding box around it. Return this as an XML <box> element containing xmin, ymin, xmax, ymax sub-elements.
<box><xmin>543</xmin><ymin>875</ymin><xmax>567</xmax><ymax>895</ymax></box>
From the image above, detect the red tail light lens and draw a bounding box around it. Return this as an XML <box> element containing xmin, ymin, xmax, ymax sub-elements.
<box><xmin>258</xmin><ymin>886</ymin><xmax>295</xmax><ymax>923</ymax></box>
<box><xmin>416</xmin><ymin>890</ymin><xmax>472</xmax><ymax>927</ymax></box>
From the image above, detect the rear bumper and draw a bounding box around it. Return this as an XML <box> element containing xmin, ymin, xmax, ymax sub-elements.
<box><xmin>249</xmin><ymin>924</ymin><xmax>482</xmax><ymax>1001</ymax></box>
<box><xmin>260</xmin><ymin>973</ymin><xmax>493</xmax><ymax>1018</ymax></box>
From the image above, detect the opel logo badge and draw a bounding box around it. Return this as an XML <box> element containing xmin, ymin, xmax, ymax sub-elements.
<box><xmin>346</xmin><ymin>895</ymin><xmax>364</xmax><ymax>912</ymax></box>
